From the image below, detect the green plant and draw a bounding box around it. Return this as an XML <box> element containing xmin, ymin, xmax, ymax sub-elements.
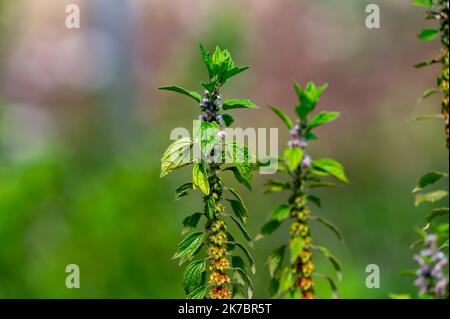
<box><xmin>406</xmin><ymin>0</ymin><xmax>449</xmax><ymax>299</ymax></box>
<box><xmin>159</xmin><ymin>44</ymin><xmax>257</xmax><ymax>299</ymax></box>
<box><xmin>413</xmin><ymin>0</ymin><xmax>449</xmax><ymax>148</ymax></box>
<box><xmin>257</xmin><ymin>81</ymin><xmax>348</xmax><ymax>299</ymax></box>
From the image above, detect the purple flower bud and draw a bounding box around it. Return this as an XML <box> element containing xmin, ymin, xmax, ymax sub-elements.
<box><xmin>290</xmin><ymin>139</ymin><xmax>301</xmax><ymax>148</ymax></box>
<box><xmin>289</xmin><ymin>128</ymin><xmax>299</xmax><ymax>138</ymax></box>
<box><xmin>199</xmin><ymin>115</ymin><xmax>207</xmax><ymax>121</ymax></box>
<box><xmin>298</xmin><ymin>138</ymin><xmax>308</xmax><ymax>149</ymax></box>
<box><xmin>301</xmin><ymin>155</ymin><xmax>312</xmax><ymax>169</ymax></box>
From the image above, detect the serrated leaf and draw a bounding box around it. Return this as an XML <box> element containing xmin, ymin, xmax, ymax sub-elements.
<box><xmin>183</xmin><ymin>260</ymin><xmax>206</xmax><ymax>294</ymax></box>
<box><xmin>312</xmin><ymin>216</ymin><xmax>342</xmax><ymax>241</ymax></box>
<box><xmin>418</xmin><ymin>28</ymin><xmax>438</xmax><ymax>41</ymax></box>
<box><xmin>255</xmin><ymin>220</ymin><xmax>282</xmax><ymax>241</ymax></box>
<box><xmin>271</xmin><ymin>204</ymin><xmax>291</xmax><ymax>222</ymax></box>
<box><xmin>221</xmin><ymin>114</ymin><xmax>234</xmax><ymax>127</ymax></box>
<box><xmin>414</xmin><ymin>190</ymin><xmax>448</xmax><ymax>207</ymax></box>
<box><xmin>222</xmin><ymin>66</ymin><xmax>250</xmax><ymax>83</ymax></box>
<box><xmin>312</xmin><ymin>158</ymin><xmax>349</xmax><ymax>183</ymax></box>
<box><xmin>199</xmin><ymin>43</ymin><xmax>214</xmax><ymax>78</ymax></box>
<box><xmin>314</xmin><ymin>273</ymin><xmax>339</xmax><ymax>299</ymax></box>
<box><xmin>427</xmin><ymin>207</ymin><xmax>449</xmax><ymax>223</ymax></box>
<box><xmin>223</xmin><ymin>99</ymin><xmax>258</xmax><ymax>110</ymax></box>
<box><xmin>268</xmin><ymin>105</ymin><xmax>293</xmax><ymax>129</ymax></box>
<box><xmin>284</xmin><ymin>147</ymin><xmax>303</xmax><ymax>172</ymax></box>
<box><xmin>294</xmin><ymin>81</ymin><xmax>328</xmax><ymax>120</ymax></box>
<box><xmin>182</xmin><ymin>212</ymin><xmax>202</xmax><ymax>235</ymax></box>
<box><xmin>173</xmin><ymin>232</ymin><xmax>205</xmax><ymax>264</ymax></box>
<box><xmin>159</xmin><ymin>85</ymin><xmax>201</xmax><ymax>102</ymax></box>
<box><xmin>160</xmin><ymin>138</ymin><xmax>193</xmax><ymax>177</ymax></box>
<box><xmin>267</xmin><ymin>245</ymin><xmax>286</xmax><ymax>278</ymax></box>
<box><xmin>187</xmin><ymin>285</ymin><xmax>207</xmax><ymax>299</ymax></box>
<box><xmin>413</xmin><ymin>171</ymin><xmax>448</xmax><ymax>193</ymax></box>
<box><xmin>308</xmin><ymin>111</ymin><xmax>340</xmax><ymax>130</ymax></box>
<box><xmin>193</xmin><ymin>163</ymin><xmax>210</xmax><ymax>195</ymax></box>
<box><xmin>290</xmin><ymin>236</ymin><xmax>304</xmax><ymax>263</ymax></box>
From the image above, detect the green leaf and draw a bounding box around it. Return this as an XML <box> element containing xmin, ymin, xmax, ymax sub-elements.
<box><xmin>192</xmin><ymin>163</ymin><xmax>210</xmax><ymax>195</ymax></box>
<box><xmin>255</xmin><ymin>220</ymin><xmax>282</xmax><ymax>241</ymax></box>
<box><xmin>311</xmin><ymin>158</ymin><xmax>349</xmax><ymax>183</ymax></box>
<box><xmin>187</xmin><ymin>286</ymin><xmax>207</xmax><ymax>299</ymax></box>
<box><xmin>308</xmin><ymin>111</ymin><xmax>340</xmax><ymax>130</ymax></box>
<box><xmin>407</xmin><ymin>114</ymin><xmax>445</xmax><ymax>123</ymax></box>
<box><xmin>279</xmin><ymin>267</ymin><xmax>294</xmax><ymax>293</ymax></box>
<box><xmin>232</xmin><ymin>255</ymin><xmax>246</xmax><ymax>271</ymax></box>
<box><xmin>221</xmin><ymin>114</ymin><xmax>235</xmax><ymax>127</ymax></box>
<box><xmin>159</xmin><ymin>86</ymin><xmax>201</xmax><ymax>102</ymax></box>
<box><xmin>413</xmin><ymin>171</ymin><xmax>448</xmax><ymax>193</ymax></box>
<box><xmin>418</xmin><ymin>29</ymin><xmax>439</xmax><ymax>41</ymax></box>
<box><xmin>267</xmin><ymin>245</ymin><xmax>286</xmax><ymax>277</ymax></box>
<box><xmin>284</xmin><ymin>147</ymin><xmax>303</xmax><ymax>172</ymax></box>
<box><xmin>175</xmin><ymin>182</ymin><xmax>193</xmax><ymax>200</ymax></box>
<box><xmin>312</xmin><ymin>216</ymin><xmax>342</xmax><ymax>241</ymax></box>
<box><xmin>201</xmin><ymin>80</ymin><xmax>217</xmax><ymax>93</ymax></box>
<box><xmin>227</xmin><ymin>199</ymin><xmax>248</xmax><ymax>224</ymax></box>
<box><xmin>419</xmin><ymin>88</ymin><xmax>439</xmax><ymax>101</ymax></box>
<box><xmin>294</xmin><ymin>81</ymin><xmax>328</xmax><ymax>120</ymax></box>
<box><xmin>160</xmin><ymin>138</ymin><xmax>193</xmax><ymax>177</ymax></box>
<box><xmin>232</xmin><ymin>267</ymin><xmax>254</xmax><ymax>299</ymax></box>
<box><xmin>307</xmin><ymin>195</ymin><xmax>321</xmax><ymax>208</ymax></box>
<box><xmin>183</xmin><ymin>260</ymin><xmax>206</xmax><ymax>294</ymax></box>
<box><xmin>205</xmin><ymin>196</ymin><xmax>215</xmax><ymax>220</ymax></box>
<box><xmin>268</xmin><ymin>278</ymin><xmax>280</xmax><ymax>297</ymax></box>
<box><xmin>223</xmin><ymin>99</ymin><xmax>258</xmax><ymax>111</ymax></box>
<box><xmin>268</xmin><ymin>105</ymin><xmax>293</xmax><ymax>129</ymax></box>
<box><xmin>199</xmin><ymin>43</ymin><xmax>214</xmax><ymax>78</ymax></box>
<box><xmin>222</xmin><ymin>66</ymin><xmax>250</xmax><ymax>83</ymax></box>
<box><xmin>182</xmin><ymin>212</ymin><xmax>202</xmax><ymax>235</ymax></box>
<box><xmin>313</xmin><ymin>245</ymin><xmax>343</xmax><ymax>281</ymax></box>
<box><xmin>173</xmin><ymin>232</ymin><xmax>206</xmax><ymax>264</ymax></box>
<box><xmin>289</xmin><ymin>236</ymin><xmax>304</xmax><ymax>263</ymax></box>
<box><xmin>414</xmin><ymin>190</ymin><xmax>448</xmax><ymax>207</ymax></box>
<box><xmin>314</xmin><ymin>273</ymin><xmax>339</xmax><ymax>299</ymax></box>
<box><xmin>232</xmin><ymin>242</ymin><xmax>256</xmax><ymax>274</ymax></box>
<box><xmin>271</xmin><ymin>204</ymin><xmax>291</xmax><ymax>222</ymax></box>
<box><xmin>227</xmin><ymin>215</ymin><xmax>254</xmax><ymax>246</ymax></box>
<box><xmin>227</xmin><ymin>188</ymin><xmax>248</xmax><ymax>222</ymax></box>
<box><xmin>264</xmin><ymin>180</ymin><xmax>291</xmax><ymax>193</ymax></box>
<box><xmin>309</xmin><ymin>181</ymin><xmax>339</xmax><ymax>189</ymax></box>
<box><xmin>426</xmin><ymin>207</ymin><xmax>449</xmax><ymax>223</ymax></box>
<box><xmin>224</xmin><ymin>167</ymin><xmax>252</xmax><ymax>190</ymax></box>
<box><xmin>197</xmin><ymin>120</ymin><xmax>221</xmax><ymax>156</ymax></box>
<box><xmin>412</xmin><ymin>0</ymin><xmax>433</xmax><ymax>8</ymax></box>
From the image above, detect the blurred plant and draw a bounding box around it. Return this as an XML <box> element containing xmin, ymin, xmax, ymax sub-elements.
<box><xmin>159</xmin><ymin>44</ymin><xmax>258</xmax><ymax>299</ymax></box>
<box><xmin>256</xmin><ymin>82</ymin><xmax>348</xmax><ymax>299</ymax></box>
<box><xmin>413</xmin><ymin>0</ymin><xmax>449</xmax><ymax>148</ymax></box>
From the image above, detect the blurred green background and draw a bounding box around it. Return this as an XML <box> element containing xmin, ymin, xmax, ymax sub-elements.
<box><xmin>0</xmin><ymin>0</ymin><xmax>448</xmax><ymax>298</ymax></box>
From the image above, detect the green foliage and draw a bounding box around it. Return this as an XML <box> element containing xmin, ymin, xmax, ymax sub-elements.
<box><xmin>159</xmin><ymin>44</ymin><xmax>256</xmax><ymax>299</ymax></box>
<box><xmin>259</xmin><ymin>81</ymin><xmax>346</xmax><ymax>299</ymax></box>
<box><xmin>418</xmin><ymin>28</ymin><xmax>439</xmax><ymax>41</ymax></box>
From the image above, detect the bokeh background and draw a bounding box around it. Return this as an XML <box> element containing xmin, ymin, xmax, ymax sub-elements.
<box><xmin>0</xmin><ymin>0</ymin><xmax>448</xmax><ymax>298</ymax></box>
